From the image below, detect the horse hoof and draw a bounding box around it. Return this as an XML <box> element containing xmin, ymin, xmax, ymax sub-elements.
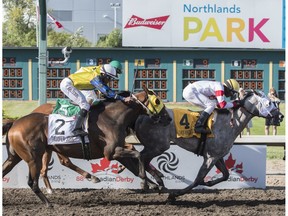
<box><xmin>158</xmin><ymin>186</ymin><xmax>169</xmax><ymax>194</ymax></box>
<box><xmin>46</xmin><ymin>189</ymin><xmax>53</xmax><ymax>194</ymax></box>
<box><xmin>166</xmin><ymin>193</ymin><xmax>176</xmax><ymax>204</ymax></box>
<box><xmin>140</xmin><ymin>182</ymin><xmax>149</xmax><ymax>192</ymax></box>
<box><xmin>46</xmin><ymin>203</ymin><xmax>53</xmax><ymax>208</ymax></box>
<box><xmin>91</xmin><ymin>176</ymin><xmax>101</xmax><ymax>183</ymax></box>
<box><xmin>148</xmin><ymin>183</ymin><xmax>158</xmax><ymax>191</ymax></box>
<box><xmin>117</xmin><ymin>165</ymin><xmax>126</xmax><ymax>174</ymax></box>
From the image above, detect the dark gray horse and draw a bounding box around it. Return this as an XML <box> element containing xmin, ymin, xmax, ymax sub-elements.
<box><xmin>134</xmin><ymin>90</ymin><xmax>283</xmax><ymax>202</ymax></box>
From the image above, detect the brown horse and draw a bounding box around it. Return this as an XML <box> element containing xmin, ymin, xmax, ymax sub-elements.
<box><xmin>2</xmin><ymin>87</ymin><xmax>171</xmax><ymax>207</ymax></box>
<box><xmin>3</xmin><ymin>96</ymin><xmax>167</xmax><ymax>194</ymax></box>
<box><xmin>3</xmin><ymin>102</ymin><xmax>102</xmax><ymax>194</ymax></box>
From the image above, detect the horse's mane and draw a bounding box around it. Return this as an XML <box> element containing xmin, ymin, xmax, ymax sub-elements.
<box><xmin>214</xmin><ymin>91</ymin><xmax>254</xmax><ymax>115</ymax></box>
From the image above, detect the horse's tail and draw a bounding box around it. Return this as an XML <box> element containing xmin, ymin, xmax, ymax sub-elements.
<box><xmin>3</xmin><ymin>120</ymin><xmax>15</xmax><ymax>150</ymax></box>
<box><xmin>3</xmin><ymin>121</ymin><xmax>14</xmax><ymax>137</ymax></box>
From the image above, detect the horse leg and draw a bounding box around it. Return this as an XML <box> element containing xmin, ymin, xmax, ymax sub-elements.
<box><xmin>112</xmin><ymin>152</ymin><xmax>159</xmax><ymax>191</ymax></box>
<box><xmin>140</xmin><ymin>148</ymin><xmax>166</xmax><ymax>191</ymax></box>
<box><xmin>200</xmin><ymin>158</ymin><xmax>229</xmax><ymax>187</ymax></box>
<box><xmin>27</xmin><ymin>159</ymin><xmax>52</xmax><ymax>208</ymax></box>
<box><xmin>121</xmin><ymin>142</ymin><xmax>166</xmax><ymax>185</ymax></box>
<box><xmin>2</xmin><ymin>154</ymin><xmax>22</xmax><ymax>177</ymax></box>
<box><xmin>145</xmin><ymin>163</ymin><xmax>165</xmax><ymax>190</ymax></box>
<box><xmin>148</xmin><ymin>163</ymin><xmax>164</xmax><ymax>178</ymax></box>
<box><xmin>3</xmin><ymin>129</ymin><xmax>22</xmax><ymax>177</ymax></box>
<box><xmin>41</xmin><ymin>150</ymin><xmax>53</xmax><ymax>194</ymax></box>
<box><xmin>56</xmin><ymin>153</ymin><xmax>100</xmax><ymax>183</ymax></box>
<box><xmin>113</xmin><ymin>146</ymin><xmax>148</xmax><ymax>191</ymax></box>
<box><xmin>167</xmin><ymin>158</ymin><xmax>217</xmax><ymax>202</ymax></box>
<box><xmin>116</xmin><ymin>142</ymin><xmax>134</xmax><ymax>173</ymax></box>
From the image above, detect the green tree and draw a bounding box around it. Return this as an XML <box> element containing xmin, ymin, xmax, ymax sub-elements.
<box><xmin>3</xmin><ymin>0</ymin><xmax>37</xmax><ymax>46</ymax></box>
<box><xmin>3</xmin><ymin>0</ymin><xmax>92</xmax><ymax>47</ymax></box>
<box><xmin>96</xmin><ymin>29</ymin><xmax>122</xmax><ymax>47</ymax></box>
<box><xmin>48</xmin><ymin>27</ymin><xmax>92</xmax><ymax>47</ymax></box>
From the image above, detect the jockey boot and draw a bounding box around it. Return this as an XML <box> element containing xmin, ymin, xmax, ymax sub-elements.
<box><xmin>72</xmin><ymin>109</ymin><xmax>88</xmax><ymax>137</ymax></box>
<box><xmin>194</xmin><ymin>111</ymin><xmax>211</xmax><ymax>134</ymax></box>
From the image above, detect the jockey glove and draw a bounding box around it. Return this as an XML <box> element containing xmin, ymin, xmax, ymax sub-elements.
<box><xmin>90</xmin><ymin>78</ymin><xmax>124</xmax><ymax>101</ymax></box>
<box><xmin>233</xmin><ymin>100</ymin><xmax>245</xmax><ymax>108</ymax></box>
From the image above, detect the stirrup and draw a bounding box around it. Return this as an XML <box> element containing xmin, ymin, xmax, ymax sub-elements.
<box><xmin>71</xmin><ymin>129</ymin><xmax>88</xmax><ymax>137</ymax></box>
<box><xmin>194</xmin><ymin>127</ymin><xmax>210</xmax><ymax>134</ymax></box>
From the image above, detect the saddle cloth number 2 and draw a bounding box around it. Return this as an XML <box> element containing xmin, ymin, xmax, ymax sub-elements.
<box><xmin>48</xmin><ymin>114</ymin><xmax>84</xmax><ymax>145</ymax></box>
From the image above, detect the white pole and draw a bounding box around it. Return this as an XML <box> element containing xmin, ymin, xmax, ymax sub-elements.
<box><xmin>114</xmin><ymin>7</ymin><xmax>117</xmax><ymax>28</ymax></box>
<box><xmin>110</xmin><ymin>3</ymin><xmax>120</xmax><ymax>29</ymax></box>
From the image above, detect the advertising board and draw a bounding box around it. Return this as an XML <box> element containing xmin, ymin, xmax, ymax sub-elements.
<box><xmin>123</xmin><ymin>0</ymin><xmax>283</xmax><ymax>48</ymax></box>
<box><xmin>3</xmin><ymin>145</ymin><xmax>266</xmax><ymax>189</ymax></box>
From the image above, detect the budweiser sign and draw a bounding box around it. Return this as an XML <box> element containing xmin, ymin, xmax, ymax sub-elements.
<box><xmin>124</xmin><ymin>15</ymin><xmax>170</xmax><ymax>30</ymax></box>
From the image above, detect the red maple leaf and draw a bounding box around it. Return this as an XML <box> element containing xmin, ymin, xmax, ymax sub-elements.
<box><xmin>216</xmin><ymin>153</ymin><xmax>244</xmax><ymax>174</ymax></box>
<box><xmin>91</xmin><ymin>158</ymin><xmax>111</xmax><ymax>173</ymax></box>
<box><xmin>216</xmin><ymin>153</ymin><xmax>236</xmax><ymax>174</ymax></box>
<box><xmin>111</xmin><ymin>163</ymin><xmax>120</xmax><ymax>174</ymax></box>
<box><xmin>235</xmin><ymin>162</ymin><xmax>243</xmax><ymax>174</ymax></box>
<box><xmin>225</xmin><ymin>153</ymin><xmax>236</xmax><ymax>170</ymax></box>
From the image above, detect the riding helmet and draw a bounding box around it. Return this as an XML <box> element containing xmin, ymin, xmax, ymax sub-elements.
<box><xmin>110</xmin><ymin>60</ymin><xmax>122</xmax><ymax>74</ymax></box>
<box><xmin>223</xmin><ymin>79</ymin><xmax>240</xmax><ymax>93</ymax></box>
<box><xmin>101</xmin><ymin>64</ymin><xmax>118</xmax><ymax>79</ymax></box>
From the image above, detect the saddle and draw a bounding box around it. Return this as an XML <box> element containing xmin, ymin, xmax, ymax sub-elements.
<box><xmin>173</xmin><ymin>108</ymin><xmax>214</xmax><ymax>156</ymax></box>
<box><xmin>49</xmin><ymin>99</ymin><xmax>92</xmax><ymax>160</ymax></box>
<box><xmin>52</xmin><ymin>99</ymin><xmax>81</xmax><ymax>116</ymax></box>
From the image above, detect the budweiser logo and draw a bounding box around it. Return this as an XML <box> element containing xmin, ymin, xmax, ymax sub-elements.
<box><xmin>124</xmin><ymin>15</ymin><xmax>170</xmax><ymax>30</ymax></box>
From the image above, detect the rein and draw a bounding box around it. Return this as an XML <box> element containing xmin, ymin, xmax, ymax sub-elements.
<box><xmin>130</xmin><ymin>93</ymin><xmax>164</xmax><ymax>124</ymax></box>
<box><xmin>232</xmin><ymin>91</ymin><xmax>276</xmax><ymax>134</ymax></box>
<box><xmin>238</xmin><ymin>91</ymin><xmax>260</xmax><ymax>118</ymax></box>
<box><xmin>131</xmin><ymin>94</ymin><xmax>151</xmax><ymax>115</ymax></box>
<box><xmin>230</xmin><ymin>92</ymin><xmax>256</xmax><ymax>129</ymax></box>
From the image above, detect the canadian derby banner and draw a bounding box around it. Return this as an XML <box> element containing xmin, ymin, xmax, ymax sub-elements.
<box><xmin>122</xmin><ymin>0</ymin><xmax>283</xmax><ymax>48</ymax></box>
<box><xmin>3</xmin><ymin>145</ymin><xmax>266</xmax><ymax>190</ymax></box>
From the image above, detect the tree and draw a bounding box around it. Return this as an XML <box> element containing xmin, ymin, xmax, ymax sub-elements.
<box><xmin>3</xmin><ymin>0</ymin><xmax>37</xmax><ymax>46</ymax></box>
<box><xmin>96</xmin><ymin>29</ymin><xmax>122</xmax><ymax>47</ymax></box>
<box><xmin>2</xmin><ymin>0</ymin><xmax>92</xmax><ymax>47</ymax></box>
<box><xmin>48</xmin><ymin>27</ymin><xmax>92</xmax><ymax>47</ymax></box>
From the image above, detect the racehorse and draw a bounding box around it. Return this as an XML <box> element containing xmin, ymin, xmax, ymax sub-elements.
<box><xmin>3</xmin><ymin>104</ymin><xmax>103</xmax><ymax>193</ymax></box>
<box><xmin>2</xmin><ymin>87</ymin><xmax>171</xmax><ymax>207</ymax></box>
<box><xmin>133</xmin><ymin>90</ymin><xmax>283</xmax><ymax>202</ymax></box>
<box><xmin>3</xmin><ymin>92</ymin><xmax>168</xmax><ymax>194</ymax></box>
<box><xmin>3</xmin><ymin>103</ymin><xmax>95</xmax><ymax>194</ymax></box>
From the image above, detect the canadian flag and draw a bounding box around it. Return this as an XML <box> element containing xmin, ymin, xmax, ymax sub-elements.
<box><xmin>47</xmin><ymin>13</ymin><xmax>63</xmax><ymax>28</ymax></box>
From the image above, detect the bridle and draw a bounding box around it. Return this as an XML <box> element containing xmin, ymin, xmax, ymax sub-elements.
<box><xmin>234</xmin><ymin>90</ymin><xmax>278</xmax><ymax>122</ymax></box>
<box><xmin>232</xmin><ymin>90</ymin><xmax>279</xmax><ymax>131</ymax></box>
<box><xmin>130</xmin><ymin>94</ymin><xmax>151</xmax><ymax>114</ymax></box>
<box><xmin>130</xmin><ymin>91</ymin><xmax>167</xmax><ymax>123</ymax></box>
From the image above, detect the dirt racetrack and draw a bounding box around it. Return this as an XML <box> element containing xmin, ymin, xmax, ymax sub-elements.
<box><xmin>3</xmin><ymin>159</ymin><xmax>285</xmax><ymax>216</ymax></box>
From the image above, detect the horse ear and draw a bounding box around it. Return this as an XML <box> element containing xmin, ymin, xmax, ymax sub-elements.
<box><xmin>253</xmin><ymin>89</ymin><xmax>261</xmax><ymax>96</ymax></box>
<box><xmin>143</xmin><ymin>85</ymin><xmax>148</xmax><ymax>94</ymax></box>
<box><xmin>155</xmin><ymin>98</ymin><xmax>160</xmax><ymax>105</ymax></box>
<box><xmin>143</xmin><ymin>85</ymin><xmax>155</xmax><ymax>95</ymax></box>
